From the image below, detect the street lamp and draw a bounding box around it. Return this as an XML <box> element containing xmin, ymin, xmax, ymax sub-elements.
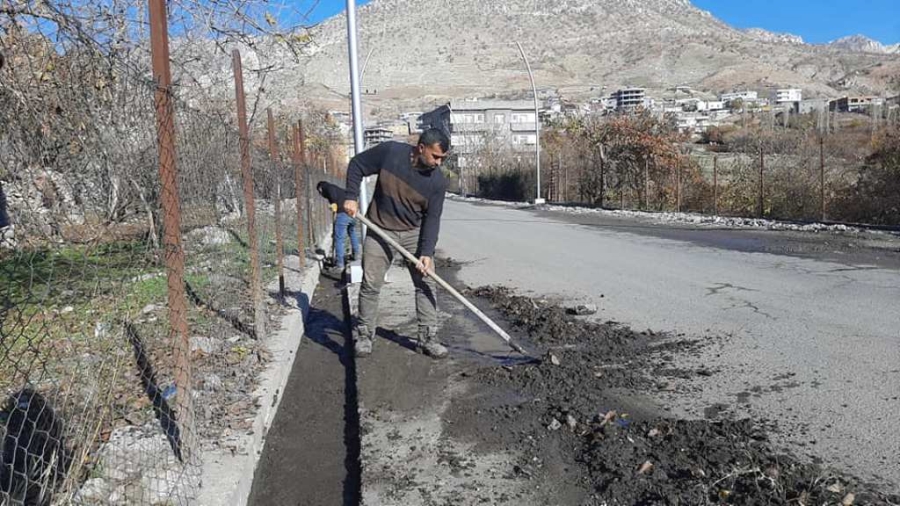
<box><xmin>345</xmin><ymin>0</ymin><xmax>368</xmax><ymax>236</ymax></box>
<box><xmin>515</xmin><ymin>41</ymin><xmax>544</xmax><ymax>205</ymax></box>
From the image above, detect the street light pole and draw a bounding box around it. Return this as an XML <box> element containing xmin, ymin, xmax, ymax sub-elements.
<box><xmin>345</xmin><ymin>0</ymin><xmax>368</xmax><ymax>236</ymax></box>
<box><xmin>357</xmin><ymin>46</ymin><xmax>376</xmax><ymax>151</ymax></box>
<box><xmin>515</xmin><ymin>41</ymin><xmax>543</xmax><ymax>204</ymax></box>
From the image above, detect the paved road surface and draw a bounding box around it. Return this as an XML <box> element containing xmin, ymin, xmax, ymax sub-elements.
<box><xmin>438</xmin><ymin>199</ymin><xmax>900</xmax><ymax>488</ymax></box>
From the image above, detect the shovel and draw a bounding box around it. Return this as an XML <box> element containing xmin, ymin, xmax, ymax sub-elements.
<box><xmin>354</xmin><ymin>213</ymin><xmax>530</xmax><ymax>356</ymax></box>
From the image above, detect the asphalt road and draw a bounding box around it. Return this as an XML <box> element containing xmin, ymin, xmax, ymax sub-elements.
<box><xmin>437</xmin><ymin>199</ymin><xmax>900</xmax><ymax>488</ymax></box>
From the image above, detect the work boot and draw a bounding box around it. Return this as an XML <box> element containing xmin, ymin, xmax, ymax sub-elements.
<box><xmin>416</xmin><ymin>326</ymin><xmax>448</xmax><ymax>359</ymax></box>
<box><xmin>353</xmin><ymin>324</ymin><xmax>374</xmax><ymax>357</ymax></box>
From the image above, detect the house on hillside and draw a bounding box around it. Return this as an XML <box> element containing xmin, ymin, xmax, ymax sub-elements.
<box><xmin>612</xmin><ymin>88</ymin><xmax>649</xmax><ymax>112</ymax></box>
<box><xmin>417</xmin><ymin>99</ymin><xmax>540</xmax><ymax>169</ymax></box>
<box><xmin>773</xmin><ymin>88</ymin><xmax>803</xmax><ymax>112</ymax></box>
<box><xmin>721</xmin><ymin>90</ymin><xmax>758</xmax><ymax>103</ymax></box>
<box><xmin>363</xmin><ymin>126</ymin><xmax>394</xmax><ymax>148</ymax></box>
<box><xmin>721</xmin><ymin>90</ymin><xmax>768</xmax><ymax>111</ymax></box>
<box><xmin>830</xmin><ymin>96</ymin><xmax>885</xmax><ymax>114</ymax></box>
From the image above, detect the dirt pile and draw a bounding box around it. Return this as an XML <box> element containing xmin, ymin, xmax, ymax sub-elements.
<box><xmin>465</xmin><ymin>285</ymin><xmax>897</xmax><ymax>505</ymax></box>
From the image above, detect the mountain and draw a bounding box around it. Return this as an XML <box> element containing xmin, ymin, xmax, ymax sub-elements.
<box><xmin>743</xmin><ymin>28</ymin><xmax>804</xmax><ymax>45</ymax></box>
<box><xmin>240</xmin><ymin>0</ymin><xmax>900</xmax><ymax>115</ymax></box>
<box><xmin>828</xmin><ymin>35</ymin><xmax>900</xmax><ymax>54</ymax></box>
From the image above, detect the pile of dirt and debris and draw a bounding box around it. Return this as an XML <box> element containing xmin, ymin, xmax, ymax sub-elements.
<box><xmin>577</xmin><ymin>413</ymin><xmax>892</xmax><ymax>505</ymax></box>
<box><xmin>461</xmin><ymin>285</ymin><xmax>898</xmax><ymax>505</ymax></box>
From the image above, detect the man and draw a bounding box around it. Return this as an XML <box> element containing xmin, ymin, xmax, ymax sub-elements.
<box><xmin>316</xmin><ymin>181</ymin><xmax>360</xmax><ymax>274</ymax></box>
<box><xmin>343</xmin><ymin>128</ymin><xmax>450</xmax><ymax>359</ymax></box>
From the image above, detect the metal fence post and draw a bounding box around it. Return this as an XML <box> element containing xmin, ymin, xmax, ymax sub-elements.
<box><xmin>292</xmin><ymin>123</ymin><xmax>306</xmax><ymax>261</ymax></box>
<box><xmin>758</xmin><ymin>147</ymin><xmax>765</xmax><ymax>218</ymax></box>
<box><xmin>820</xmin><ymin>135</ymin><xmax>826</xmax><ymax>221</ymax></box>
<box><xmin>148</xmin><ymin>0</ymin><xmax>192</xmax><ymax>457</ymax></box>
<box><xmin>298</xmin><ymin>121</ymin><xmax>313</xmax><ymax>246</ymax></box>
<box><xmin>675</xmin><ymin>164</ymin><xmax>682</xmax><ymax>212</ymax></box>
<box><xmin>643</xmin><ymin>158</ymin><xmax>649</xmax><ymax>211</ymax></box>
<box><xmin>231</xmin><ymin>50</ymin><xmax>265</xmax><ymax>338</ymax></box>
<box><xmin>267</xmin><ymin>109</ymin><xmax>285</xmax><ymax>297</ymax></box>
<box><xmin>713</xmin><ymin>155</ymin><xmax>718</xmax><ymax>215</ymax></box>
<box><xmin>305</xmin><ymin>165</ymin><xmax>315</xmax><ymax>248</ymax></box>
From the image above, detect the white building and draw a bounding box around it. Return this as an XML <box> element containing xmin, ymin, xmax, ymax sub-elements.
<box><xmin>774</xmin><ymin>89</ymin><xmax>803</xmax><ymax>104</ymax></box>
<box><xmin>417</xmin><ymin>99</ymin><xmax>539</xmax><ymax>168</ymax></box>
<box><xmin>721</xmin><ymin>91</ymin><xmax>758</xmax><ymax>102</ymax></box>
<box><xmin>697</xmin><ymin>100</ymin><xmax>726</xmax><ymax>112</ymax></box>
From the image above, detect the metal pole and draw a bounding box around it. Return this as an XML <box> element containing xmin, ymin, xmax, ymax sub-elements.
<box><xmin>267</xmin><ymin>109</ymin><xmax>285</xmax><ymax>297</ymax></box>
<box><xmin>644</xmin><ymin>157</ymin><xmax>649</xmax><ymax>211</ymax></box>
<box><xmin>299</xmin><ymin>121</ymin><xmax>315</xmax><ymax>246</ymax></box>
<box><xmin>713</xmin><ymin>155</ymin><xmax>718</xmax><ymax>215</ymax></box>
<box><xmin>758</xmin><ymin>147</ymin><xmax>765</xmax><ymax>218</ymax></box>
<box><xmin>305</xmin><ymin>166</ymin><xmax>315</xmax><ymax>246</ymax></box>
<box><xmin>149</xmin><ymin>0</ymin><xmax>192</xmax><ymax>458</ymax></box>
<box><xmin>232</xmin><ymin>49</ymin><xmax>265</xmax><ymax>338</ymax></box>
<box><xmin>820</xmin><ymin>135</ymin><xmax>826</xmax><ymax>221</ymax></box>
<box><xmin>346</xmin><ymin>0</ymin><xmax>369</xmax><ymax>237</ymax></box>
<box><xmin>292</xmin><ymin>124</ymin><xmax>305</xmax><ymax>260</ymax></box>
<box><xmin>676</xmin><ymin>164</ymin><xmax>681</xmax><ymax>212</ymax></box>
<box><xmin>515</xmin><ymin>41</ymin><xmax>542</xmax><ymax>204</ymax></box>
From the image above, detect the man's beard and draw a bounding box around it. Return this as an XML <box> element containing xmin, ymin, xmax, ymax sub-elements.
<box><xmin>417</xmin><ymin>154</ymin><xmax>435</xmax><ymax>169</ymax></box>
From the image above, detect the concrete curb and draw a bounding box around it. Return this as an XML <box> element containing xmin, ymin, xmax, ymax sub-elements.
<box><xmin>198</xmin><ymin>239</ymin><xmax>329</xmax><ymax>506</ymax></box>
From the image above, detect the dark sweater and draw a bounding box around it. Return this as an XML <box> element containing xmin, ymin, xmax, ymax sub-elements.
<box><xmin>317</xmin><ymin>182</ymin><xmax>346</xmax><ymax>207</ymax></box>
<box><xmin>345</xmin><ymin>141</ymin><xmax>448</xmax><ymax>257</ymax></box>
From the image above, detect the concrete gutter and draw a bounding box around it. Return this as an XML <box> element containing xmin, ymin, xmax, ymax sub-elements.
<box><xmin>197</xmin><ymin>241</ymin><xmax>328</xmax><ymax>506</ymax></box>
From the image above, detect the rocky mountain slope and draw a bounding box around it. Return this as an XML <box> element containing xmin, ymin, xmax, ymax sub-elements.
<box><xmin>222</xmin><ymin>0</ymin><xmax>900</xmax><ymax>115</ymax></box>
<box><xmin>828</xmin><ymin>35</ymin><xmax>900</xmax><ymax>55</ymax></box>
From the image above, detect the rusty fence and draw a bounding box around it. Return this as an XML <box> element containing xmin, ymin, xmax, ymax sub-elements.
<box><xmin>0</xmin><ymin>1</ymin><xmax>340</xmax><ymax>503</ymax></box>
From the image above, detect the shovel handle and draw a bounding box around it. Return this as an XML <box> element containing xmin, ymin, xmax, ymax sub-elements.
<box><xmin>355</xmin><ymin>213</ymin><xmax>528</xmax><ymax>355</ymax></box>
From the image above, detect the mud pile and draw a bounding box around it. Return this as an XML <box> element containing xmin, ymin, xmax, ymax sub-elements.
<box><xmin>467</xmin><ymin>286</ymin><xmax>896</xmax><ymax>505</ymax></box>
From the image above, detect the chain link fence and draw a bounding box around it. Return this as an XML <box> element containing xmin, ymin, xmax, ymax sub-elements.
<box><xmin>1</xmin><ymin>15</ymin><xmax>341</xmax><ymax>504</ymax></box>
<box><xmin>472</xmin><ymin>113</ymin><xmax>900</xmax><ymax>227</ymax></box>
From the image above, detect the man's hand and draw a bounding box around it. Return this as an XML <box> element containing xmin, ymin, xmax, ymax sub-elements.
<box><xmin>343</xmin><ymin>199</ymin><xmax>358</xmax><ymax>217</ymax></box>
<box><xmin>415</xmin><ymin>256</ymin><xmax>433</xmax><ymax>277</ymax></box>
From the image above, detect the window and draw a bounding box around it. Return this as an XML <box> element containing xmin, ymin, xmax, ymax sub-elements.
<box><xmin>494</xmin><ymin>114</ymin><xmax>506</xmax><ymax>124</ymax></box>
<box><xmin>511</xmin><ymin>113</ymin><xmax>535</xmax><ymax>123</ymax></box>
<box><xmin>512</xmin><ymin>134</ymin><xmax>534</xmax><ymax>145</ymax></box>
<box><xmin>475</xmin><ymin>114</ymin><xmax>485</xmax><ymax>123</ymax></box>
<box><xmin>464</xmin><ymin>114</ymin><xmax>474</xmax><ymax>124</ymax></box>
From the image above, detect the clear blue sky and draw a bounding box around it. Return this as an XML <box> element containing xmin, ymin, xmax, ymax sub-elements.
<box><xmin>692</xmin><ymin>0</ymin><xmax>900</xmax><ymax>44</ymax></box>
<box><xmin>301</xmin><ymin>0</ymin><xmax>899</xmax><ymax>45</ymax></box>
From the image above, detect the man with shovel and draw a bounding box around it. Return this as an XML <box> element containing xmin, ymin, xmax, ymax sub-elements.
<box><xmin>342</xmin><ymin>128</ymin><xmax>451</xmax><ymax>359</ymax></box>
